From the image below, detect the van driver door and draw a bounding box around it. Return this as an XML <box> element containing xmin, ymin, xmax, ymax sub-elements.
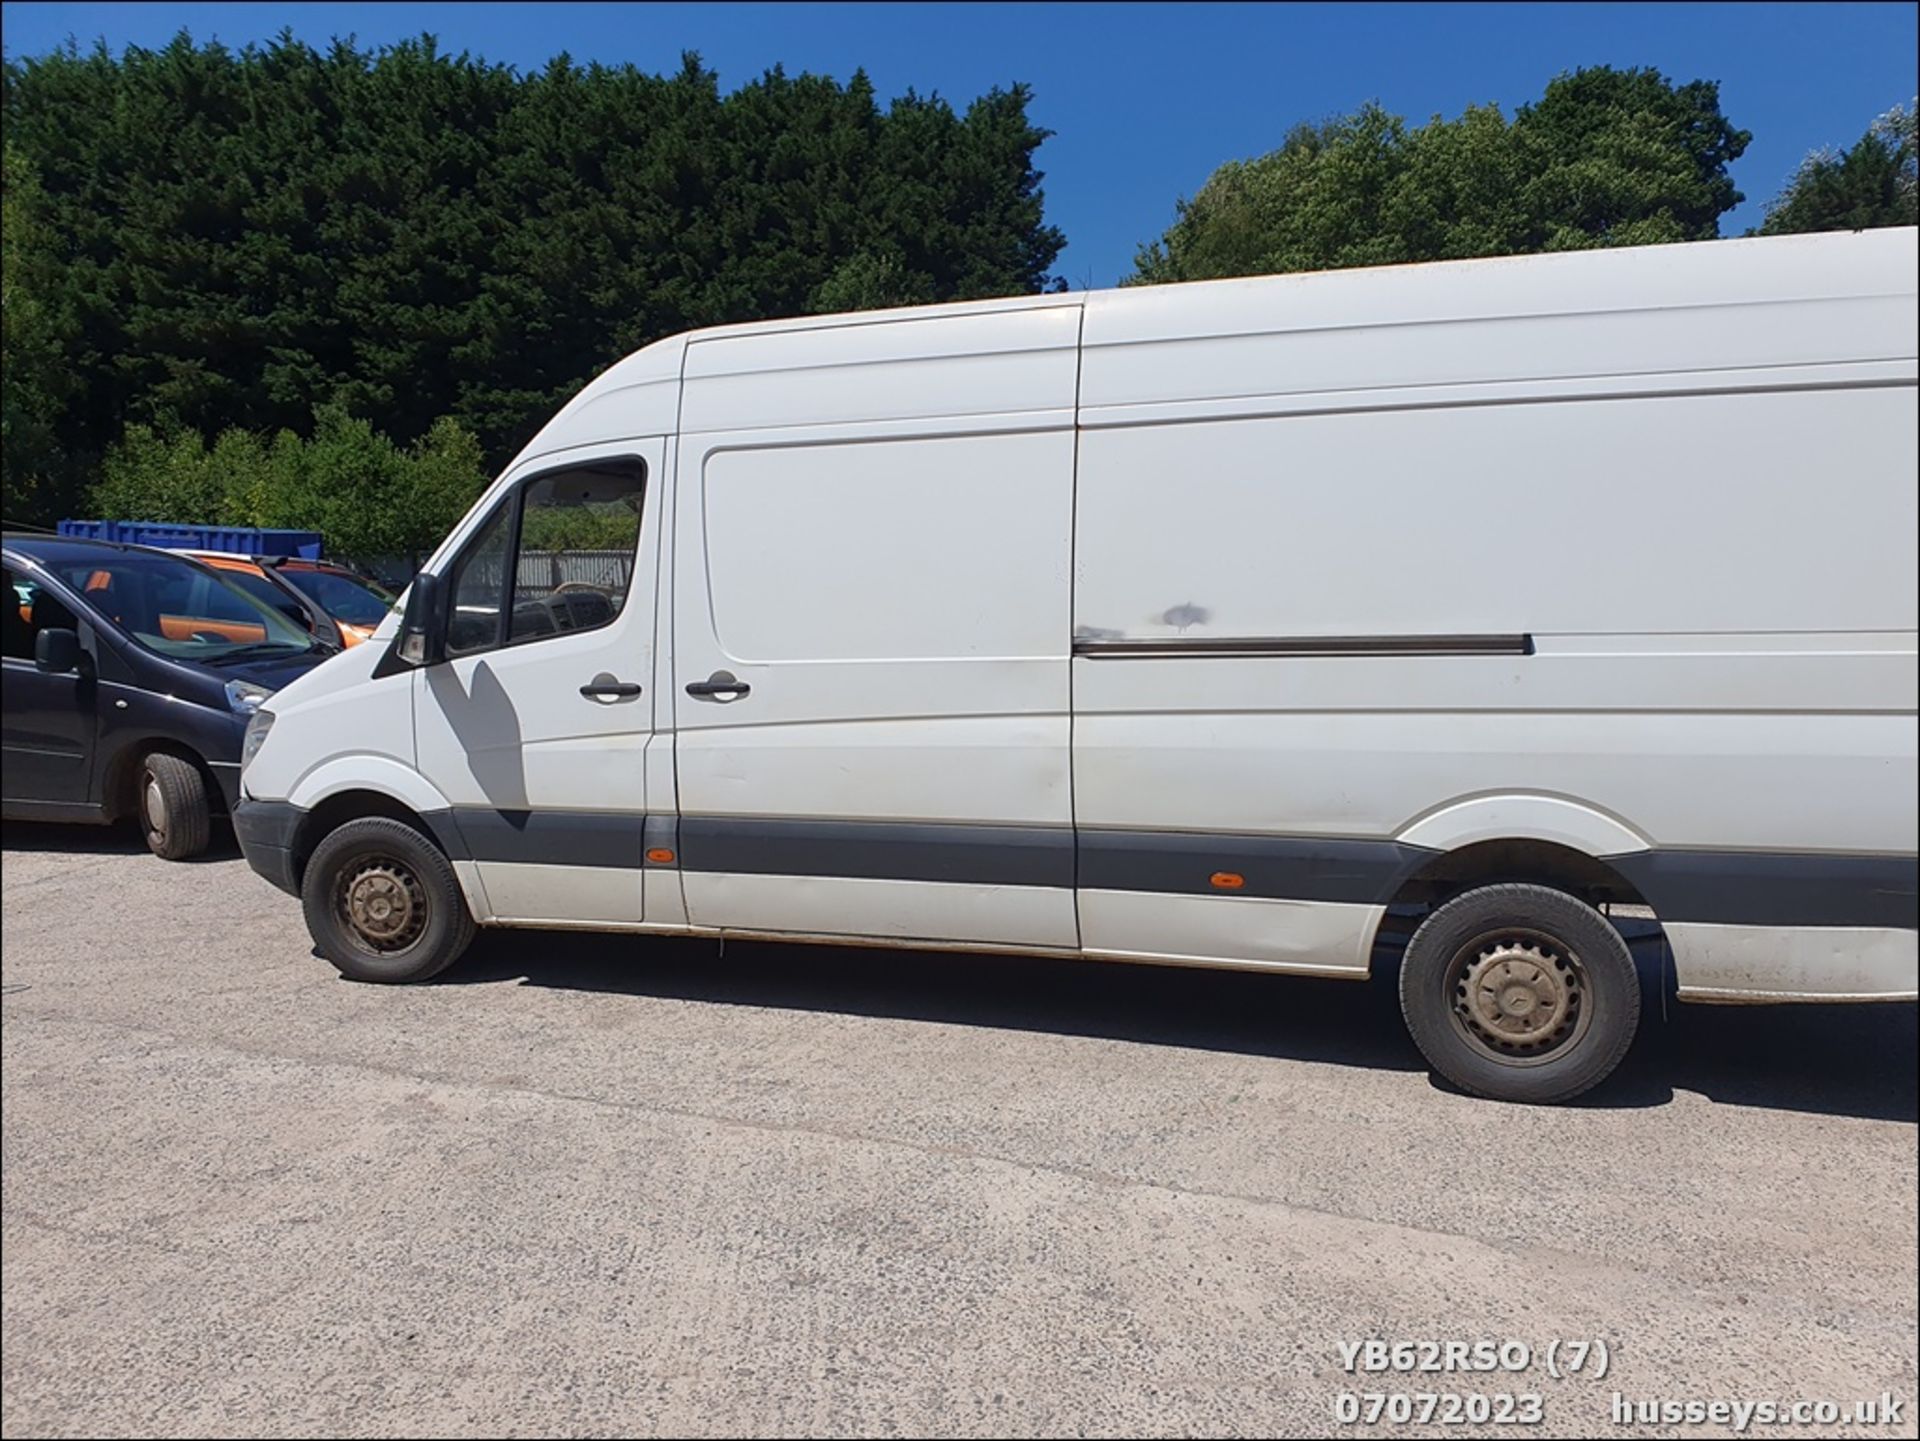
<box><xmin>413</xmin><ymin>439</ymin><xmax>665</xmax><ymax>926</ymax></box>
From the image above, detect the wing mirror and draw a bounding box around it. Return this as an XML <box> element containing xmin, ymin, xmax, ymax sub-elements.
<box><xmin>34</xmin><ymin>627</ymin><xmax>81</xmax><ymax>675</ymax></box>
<box><xmin>394</xmin><ymin>571</ymin><xmax>447</xmax><ymax>667</ymax></box>
<box><xmin>373</xmin><ymin>571</ymin><xmax>448</xmax><ymax>677</ymax></box>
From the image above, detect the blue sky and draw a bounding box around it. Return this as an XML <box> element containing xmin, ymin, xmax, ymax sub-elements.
<box><xmin>3</xmin><ymin>2</ymin><xmax>1915</xmax><ymax>287</ymax></box>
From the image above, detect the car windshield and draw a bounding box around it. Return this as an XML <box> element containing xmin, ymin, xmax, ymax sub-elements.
<box><xmin>46</xmin><ymin>550</ymin><xmax>316</xmax><ymax>662</ymax></box>
<box><xmin>217</xmin><ymin>566</ymin><xmax>317</xmax><ymax>631</ymax></box>
<box><xmin>282</xmin><ymin>566</ymin><xmax>396</xmax><ymax>627</ymax></box>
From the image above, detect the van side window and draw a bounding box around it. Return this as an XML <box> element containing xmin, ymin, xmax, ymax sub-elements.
<box><xmin>445</xmin><ymin>505</ymin><xmax>512</xmax><ymax>657</ymax></box>
<box><xmin>440</xmin><ymin>459</ymin><xmax>646</xmax><ymax>658</ymax></box>
<box><xmin>508</xmin><ymin>464</ymin><xmax>645</xmax><ymax>643</ymax></box>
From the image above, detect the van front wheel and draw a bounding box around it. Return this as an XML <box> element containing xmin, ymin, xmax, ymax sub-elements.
<box><xmin>301</xmin><ymin>817</ymin><xmax>476</xmax><ymax>983</ymax></box>
<box><xmin>1398</xmin><ymin>883</ymin><xmax>1640</xmax><ymax>1104</ymax></box>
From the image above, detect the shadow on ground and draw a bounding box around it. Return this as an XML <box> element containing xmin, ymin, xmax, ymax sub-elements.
<box><xmin>5</xmin><ymin>819</ymin><xmax>1911</xmax><ymax>1124</ymax></box>
<box><xmin>445</xmin><ymin>921</ymin><xmax>1917</xmax><ymax>1125</ymax></box>
<box><xmin>0</xmin><ymin>819</ymin><xmax>241</xmax><ymax>860</ymax></box>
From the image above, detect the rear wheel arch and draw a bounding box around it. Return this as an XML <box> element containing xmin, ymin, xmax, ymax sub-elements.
<box><xmin>1366</xmin><ymin>835</ymin><xmax>1661</xmax><ymax>979</ymax></box>
<box><xmin>1395</xmin><ymin>793</ymin><xmax>1651</xmax><ymax>858</ymax></box>
<box><xmin>1387</xmin><ymin>837</ymin><xmax>1651</xmax><ymax>913</ymax></box>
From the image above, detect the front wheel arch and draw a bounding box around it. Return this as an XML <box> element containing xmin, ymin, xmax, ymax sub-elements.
<box><xmin>289</xmin><ymin>789</ymin><xmax>455</xmax><ymax>892</ymax></box>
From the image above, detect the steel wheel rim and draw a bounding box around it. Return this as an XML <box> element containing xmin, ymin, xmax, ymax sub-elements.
<box><xmin>1444</xmin><ymin>927</ymin><xmax>1593</xmax><ymax>1068</ymax></box>
<box><xmin>336</xmin><ymin>857</ymin><xmax>428</xmax><ymax>955</ymax></box>
<box><xmin>142</xmin><ymin>773</ymin><xmax>169</xmax><ymax>847</ymax></box>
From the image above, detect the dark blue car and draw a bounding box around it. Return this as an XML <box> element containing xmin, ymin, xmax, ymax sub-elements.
<box><xmin>2</xmin><ymin>533</ymin><xmax>334</xmax><ymax>858</ymax></box>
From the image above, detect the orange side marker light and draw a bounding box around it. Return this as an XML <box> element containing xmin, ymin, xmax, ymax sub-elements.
<box><xmin>1210</xmin><ymin>871</ymin><xmax>1245</xmax><ymax>890</ymax></box>
<box><xmin>646</xmin><ymin>848</ymin><xmax>676</xmax><ymax>864</ymax></box>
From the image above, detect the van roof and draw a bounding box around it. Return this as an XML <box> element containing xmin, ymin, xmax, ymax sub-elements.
<box><xmin>514</xmin><ymin>226</ymin><xmax>1917</xmax><ymax>475</ymax></box>
<box><xmin>674</xmin><ymin>225</ymin><xmax>1918</xmax><ymax>347</ymax></box>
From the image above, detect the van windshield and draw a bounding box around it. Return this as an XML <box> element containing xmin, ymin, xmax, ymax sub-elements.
<box><xmin>47</xmin><ymin>551</ymin><xmax>317</xmax><ymax>662</ymax></box>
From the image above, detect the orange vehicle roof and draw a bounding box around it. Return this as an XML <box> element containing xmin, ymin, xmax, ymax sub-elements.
<box><xmin>178</xmin><ymin>551</ymin><xmax>267</xmax><ymax>576</ymax></box>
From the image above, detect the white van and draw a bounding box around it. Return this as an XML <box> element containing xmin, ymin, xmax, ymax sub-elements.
<box><xmin>235</xmin><ymin>228</ymin><xmax>1919</xmax><ymax>1104</ymax></box>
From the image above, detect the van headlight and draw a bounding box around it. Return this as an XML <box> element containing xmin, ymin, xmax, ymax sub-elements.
<box><xmin>225</xmin><ymin>679</ymin><xmax>275</xmax><ymax>715</ymax></box>
<box><xmin>240</xmin><ymin>708</ymin><xmax>276</xmax><ymax>772</ymax></box>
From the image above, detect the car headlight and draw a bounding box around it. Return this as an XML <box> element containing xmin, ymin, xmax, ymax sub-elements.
<box><xmin>241</xmin><ymin>707</ymin><xmax>275</xmax><ymax>772</ymax></box>
<box><xmin>225</xmin><ymin>679</ymin><xmax>276</xmax><ymax>715</ymax></box>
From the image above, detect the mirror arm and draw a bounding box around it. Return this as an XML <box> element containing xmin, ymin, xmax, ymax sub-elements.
<box><xmin>370</xmin><ymin>572</ymin><xmax>447</xmax><ymax>679</ymax></box>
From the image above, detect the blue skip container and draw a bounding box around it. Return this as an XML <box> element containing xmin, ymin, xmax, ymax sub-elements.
<box><xmin>58</xmin><ymin>520</ymin><xmax>324</xmax><ymax>561</ymax></box>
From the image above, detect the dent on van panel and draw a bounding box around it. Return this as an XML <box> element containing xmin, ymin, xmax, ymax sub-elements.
<box><xmin>1159</xmin><ymin>602</ymin><xmax>1211</xmax><ymax>631</ymax></box>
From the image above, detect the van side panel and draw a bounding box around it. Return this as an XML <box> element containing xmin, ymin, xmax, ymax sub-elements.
<box><xmin>670</xmin><ymin>306</ymin><xmax>1083</xmax><ymax>949</ymax></box>
<box><xmin>1073</xmin><ymin>386</ymin><xmax>1916</xmax><ymax>641</ymax></box>
<box><xmin>1072</xmin><ymin>230</ymin><xmax>1919</xmax><ymax>981</ymax></box>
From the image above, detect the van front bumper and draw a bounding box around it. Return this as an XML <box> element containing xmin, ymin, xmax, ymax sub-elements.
<box><xmin>234</xmin><ymin>799</ymin><xmax>303</xmax><ymax>896</ymax></box>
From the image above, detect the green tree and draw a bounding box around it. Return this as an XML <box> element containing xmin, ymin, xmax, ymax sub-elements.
<box><xmin>1758</xmin><ymin>101</ymin><xmax>1918</xmax><ymax>235</ymax></box>
<box><xmin>1508</xmin><ymin>66</ymin><xmax>1750</xmax><ymax>250</ymax></box>
<box><xmin>1133</xmin><ymin>66</ymin><xmax>1751</xmax><ymax>284</ymax></box>
<box><xmin>90</xmin><ymin>407</ymin><xmax>489</xmax><ymax>566</ymax></box>
<box><xmin>3</xmin><ymin>34</ymin><xmax>1066</xmax><ymax>483</ymax></box>
<box><xmin>91</xmin><ymin>425</ymin><xmax>242</xmax><ymax>528</ymax></box>
<box><xmin>390</xmin><ymin>417</ymin><xmax>494</xmax><ymax>569</ymax></box>
<box><xmin>808</xmin><ymin>249</ymin><xmax>936</xmax><ymax>313</ymax></box>
<box><xmin>1</xmin><ymin>141</ymin><xmax>78</xmax><ymax>523</ymax></box>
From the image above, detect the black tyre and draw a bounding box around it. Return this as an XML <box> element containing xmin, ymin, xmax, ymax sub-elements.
<box><xmin>139</xmin><ymin>752</ymin><xmax>212</xmax><ymax>860</ymax></box>
<box><xmin>1398</xmin><ymin>883</ymin><xmax>1640</xmax><ymax>1104</ymax></box>
<box><xmin>301</xmin><ymin>817</ymin><xmax>476</xmax><ymax>983</ymax></box>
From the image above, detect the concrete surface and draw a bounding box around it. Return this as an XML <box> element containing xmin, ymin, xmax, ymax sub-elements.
<box><xmin>2</xmin><ymin>821</ymin><xmax>1915</xmax><ymax>1439</ymax></box>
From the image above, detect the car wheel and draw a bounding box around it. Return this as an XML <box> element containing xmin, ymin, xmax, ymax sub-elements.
<box><xmin>1398</xmin><ymin>883</ymin><xmax>1641</xmax><ymax>1104</ymax></box>
<box><xmin>301</xmin><ymin>816</ymin><xmax>476</xmax><ymax>983</ymax></box>
<box><xmin>139</xmin><ymin>752</ymin><xmax>211</xmax><ymax>860</ymax></box>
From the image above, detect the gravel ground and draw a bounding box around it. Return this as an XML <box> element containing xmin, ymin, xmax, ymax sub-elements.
<box><xmin>2</xmin><ymin>821</ymin><xmax>1915</xmax><ymax>1438</ymax></box>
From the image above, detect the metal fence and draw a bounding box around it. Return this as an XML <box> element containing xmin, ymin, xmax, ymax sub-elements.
<box><xmin>514</xmin><ymin>548</ymin><xmax>634</xmax><ymax>594</ymax></box>
<box><xmin>360</xmin><ymin>548</ymin><xmax>634</xmax><ymax>596</ymax></box>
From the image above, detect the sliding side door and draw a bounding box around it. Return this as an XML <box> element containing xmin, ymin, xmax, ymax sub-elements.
<box><xmin>670</xmin><ymin>305</ymin><xmax>1082</xmax><ymax>949</ymax></box>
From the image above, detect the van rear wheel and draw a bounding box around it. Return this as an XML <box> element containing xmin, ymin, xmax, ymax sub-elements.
<box><xmin>1398</xmin><ymin>883</ymin><xmax>1640</xmax><ymax>1104</ymax></box>
<box><xmin>301</xmin><ymin>817</ymin><xmax>475</xmax><ymax>983</ymax></box>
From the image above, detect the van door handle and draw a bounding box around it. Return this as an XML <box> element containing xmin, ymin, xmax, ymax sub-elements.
<box><xmin>579</xmin><ymin>680</ymin><xmax>643</xmax><ymax>698</ymax></box>
<box><xmin>685</xmin><ymin>670</ymin><xmax>750</xmax><ymax>700</ymax></box>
